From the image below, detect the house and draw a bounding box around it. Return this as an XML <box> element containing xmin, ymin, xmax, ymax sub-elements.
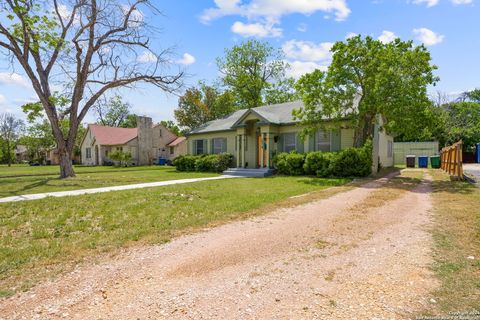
<box><xmin>80</xmin><ymin>116</ymin><xmax>186</xmax><ymax>166</ymax></box>
<box><xmin>186</xmin><ymin>100</ymin><xmax>393</xmax><ymax>172</ymax></box>
<box><xmin>15</xmin><ymin>145</ymin><xmax>28</xmax><ymax>163</ymax></box>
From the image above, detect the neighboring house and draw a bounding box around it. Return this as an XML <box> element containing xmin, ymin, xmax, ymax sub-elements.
<box><xmin>81</xmin><ymin>116</ymin><xmax>185</xmax><ymax>166</ymax></box>
<box><xmin>186</xmin><ymin>101</ymin><xmax>393</xmax><ymax>171</ymax></box>
<box><xmin>15</xmin><ymin>145</ymin><xmax>28</xmax><ymax>163</ymax></box>
<box><xmin>166</xmin><ymin>136</ymin><xmax>187</xmax><ymax>160</ymax></box>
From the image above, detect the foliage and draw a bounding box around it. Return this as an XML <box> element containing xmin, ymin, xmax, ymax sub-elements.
<box><xmin>295</xmin><ymin>36</ymin><xmax>438</xmax><ymax>146</ymax></box>
<box><xmin>303</xmin><ymin>151</ymin><xmax>337</xmax><ymax>177</ymax></box>
<box><xmin>95</xmin><ymin>95</ymin><xmax>136</xmax><ymax>128</ymax></box>
<box><xmin>160</xmin><ymin>120</ymin><xmax>182</xmax><ymax>136</ymax></box>
<box><xmin>217</xmin><ymin>39</ymin><xmax>288</xmax><ymax>109</ymax></box>
<box><xmin>0</xmin><ymin>113</ymin><xmax>25</xmax><ymax>166</ymax></box>
<box><xmin>442</xmin><ymin>102</ymin><xmax>480</xmax><ymax>151</ymax></box>
<box><xmin>174</xmin><ymin>83</ymin><xmax>237</xmax><ymax>131</ymax></box>
<box><xmin>108</xmin><ymin>151</ymin><xmax>132</xmax><ymax>167</ymax></box>
<box><xmin>274</xmin><ymin>141</ymin><xmax>372</xmax><ymax>178</ymax></box>
<box><xmin>264</xmin><ymin>78</ymin><xmax>299</xmax><ymax>105</ymax></box>
<box><xmin>272</xmin><ymin>152</ymin><xmax>306</xmax><ymax>176</ymax></box>
<box><xmin>173</xmin><ymin>153</ymin><xmax>233</xmax><ymax>173</ymax></box>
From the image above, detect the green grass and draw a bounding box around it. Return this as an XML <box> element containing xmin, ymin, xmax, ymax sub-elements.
<box><xmin>0</xmin><ymin>166</ymin><xmax>218</xmax><ymax>197</ymax></box>
<box><xmin>0</xmin><ymin>175</ymin><xmax>349</xmax><ymax>297</ymax></box>
<box><xmin>428</xmin><ymin>170</ymin><xmax>480</xmax><ymax>312</ymax></box>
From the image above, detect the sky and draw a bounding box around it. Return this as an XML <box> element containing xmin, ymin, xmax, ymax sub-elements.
<box><xmin>0</xmin><ymin>0</ymin><xmax>479</xmax><ymax>125</ymax></box>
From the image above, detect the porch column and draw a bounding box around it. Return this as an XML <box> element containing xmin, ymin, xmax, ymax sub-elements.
<box><xmin>260</xmin><ymin>133</ymin><xmax>265</xmax><ymax>168</ymax></box>
<box><xmin>236</xmin><ymin>135</ymin><xmax>241</xmax><ymax>168</ymax></box>
<box><xmin>266</xmin><ymin>132</ymin><xmax>270</xmax><ymax>168</ymax></box>
<box><xmin>241</xmin><ymin>134</ymin><xmax>246</xmax><ymax>168</ymax></box>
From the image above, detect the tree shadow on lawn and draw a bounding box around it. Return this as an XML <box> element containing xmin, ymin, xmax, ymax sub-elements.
<box><xmin>0</xmin><ymin>178</ymin><xmax>85</xmax><ymax>197</ymax></box>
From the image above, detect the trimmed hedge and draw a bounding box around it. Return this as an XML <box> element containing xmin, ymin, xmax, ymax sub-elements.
<box><xmin>273</xmin><ymin>141</ymin><xmax>372</xmax><ymax>178</ymax></box>
<box><xmin>173</xmin><ymin>153</ymin><xmax>233</xmax><ymax>173</ymax></box>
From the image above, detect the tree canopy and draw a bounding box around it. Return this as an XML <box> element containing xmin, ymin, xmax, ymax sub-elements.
<box><xmin>294</xmin><ymin>35</ymin><xmax>438</xmax><ymax>146</ymax></box>
<box><xmin>0</xmin><ymin>113</ymin><xmax>25</xmax><ymax>166</ymax></box>
<box><xmin>95</xmin><ymin>95</ymin><xmax>136</xmax><ymax>128</ymax></box>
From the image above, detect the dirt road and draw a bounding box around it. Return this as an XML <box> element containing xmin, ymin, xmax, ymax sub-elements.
<box><xmin>0</xmin><ymin>170</ymin><xmax>436</xmax><ymax>319</ymax></box>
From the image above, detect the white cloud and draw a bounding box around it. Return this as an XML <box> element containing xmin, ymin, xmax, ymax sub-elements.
<box><xmin>0</xmin><ymin>72</ymin><xmax>30</xmax><ymax>88</ymax></box>
<box><xmin>137</xmin><ymin>51</ymin><xmax>157</xmax><ymax>63</ymax></box>
<box><xmin>378</xmin><ymin>30</ymin><xmax>397</xmax><ymax>43</ymax></box>
<box><xmin>451</xmin><ymin>0</ymin><xmax>473</xmax><ymax>4</ymax></box>
<box><xmin>413</xmin><ymin>27</ymin><xmax>444</xmax><ymax>46</ymax></box>
<box><xmin>201</xmin><ymin>0</ymin><xmax>351</xmax><ymax>23</ymax></box>
<box><xmin>122</xmin><ymin>4</ymin><xmax>144</xmax><ymax>27</ymax></box>
<box><xmin>412</xmin><ymin>0</ymin><xmax>439</xmax><ymax>7</ymax></box>
<box><xmin>231</xmin><ymin>21</ymin><xmax>282</xmax><ymax>38</ymax></box>
<box><xmin>345</xmin><ymin>32</ymin><xmax>358</xmax><ymax>39</ymax></box>
<box><xmin>282</xmin><ymin>40</ymin><xmax>333</xmax><ymax>62</ymax></box>
<box><xmin>0</xmin><ymin>94</ymin><xmax>6</xmax><ymax>106</ymax></box>
<box><xmin>176</xmin><ymin>53</ymin><xmax>196</xmax><ymax>65</ymax></box>
<box><xmin>286</xmin><ymin>61</ymin><xmax>328</xmax><ymax>79</ymax></box>
<box><xmin>297</xmin><ymin>23</ymin><xmax>307</xmax><ymax>32</ymax></box>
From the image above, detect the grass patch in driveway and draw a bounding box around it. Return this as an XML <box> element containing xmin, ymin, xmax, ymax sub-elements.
<box><xmin>0</xmin><ymin>175</ymin><xmax>349</xmax><ymax>298</ymax></box>
<box><xmin>428</xmin><ymin>170</ymin><xmax>480</xmax><ymax>312</ymax></box>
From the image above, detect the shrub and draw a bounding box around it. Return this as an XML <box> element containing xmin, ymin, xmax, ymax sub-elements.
<box><xmin>172</xmin><ymin>155</ymin><xmax>197</xmax><ymax>171</ymax></box>
<box><xmin>273</xmin><ymin>152</ymin><xmax>306</xmax><ymax>176</ymax></box>
<box><xmin>304</xmin><ymin>151</ymin><xmax>336</xmax><ymax>177</ymax></box>
<box><xmin>329</xmin><ymin>140</ymin><xmax>372</xmax><ymax>177</ymax></box>
<box><xmin>108</xmin><ymin>150</ymin><xmax>132</xmax><ymax>167</ymax></box>
<box><xmin>173</xmin><ymin>153</ymin><xmax>233</xmax><ymax>172</ymax></box>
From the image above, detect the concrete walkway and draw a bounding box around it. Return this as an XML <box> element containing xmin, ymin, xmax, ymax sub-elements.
<box><xmin>0</xmin><ymin>175</ymin><xmax>239</xmax><ymax>203</ymax></box>
<box><xmin>464</xmin><ymin>163</ymin><xmax>480</xmax><ymax>185</ymax></box>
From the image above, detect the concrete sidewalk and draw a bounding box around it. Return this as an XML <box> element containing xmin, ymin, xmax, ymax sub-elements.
<box><xmin>0</xmin><ymin>175</ymin><xmax>239</xmax><ymax>203</ymax></box>
<box><xmin>464</xmin><ymin>163</ymin><xmax>480</xmax><ymax>185</ymax></box>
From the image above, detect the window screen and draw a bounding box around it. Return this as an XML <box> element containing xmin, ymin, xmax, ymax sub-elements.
<box><xmin>195</xmin><ymin>140</ymin><xmax>204</xmax><ymax>155</ymax></box>
<box><xmin>316</xmin><ymin>131</ymin><xmax>331</xmax><ymax>152</ymax></box>
<box><xmin>213</xmin><ymin>138</ymin><xmax>226</xmax><ymax>154</ymax></box>
<box><xmin>283</xmin><ymin>133</ymin><xmax>296</xmax><ymax>152</ymax></box>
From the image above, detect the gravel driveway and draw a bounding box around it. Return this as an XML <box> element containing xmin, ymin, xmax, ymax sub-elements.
<box><xmin>0</xmin><ymin>170</ymin><xmax>436</xmax><ymax>319</ymax></box>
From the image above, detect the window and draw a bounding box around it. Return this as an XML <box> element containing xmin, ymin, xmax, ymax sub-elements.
<box><xmin>105</xmin><ymin>150</ymin><xmax>109</xmax><ymax>157</ymax></box>
<box><xmin>283</xmin><ymin>133</ymin><xmax>296</xmax><ymax>152</ymax></box>
<box><xmin>170</xmin><ymin>146</ymin><xmax>174</xmax><ymax>155</ymax></box>
<box><xmin>316</xmin><ymin>130</ymin><xmax>331</xmax><ymax>152</ymax></box>
<box><xmin>159</xmin><ymin>129</ymin><xmax>162</xmax><ymax>137</ymax></box>
<box><xmin>85</xmin><ymin>147</ymin><xmax>92</xmax><ymax>159</ymax></box>
<box><xmin>194</xmin><ymin>140</ymin><xmax>205</xmax><ymax>155</ymax></box>
<box><xmin>116</xmin><ymin>146</ymin><xmax>123</xmax><ymax>152</ymax></box>
<box><xmin>387</xmin><ymin>140</ymin><xmax>393</xmax><ymax>158</ymax></box>
<box><xmin>213</xmin><ymin>138</ymin><xmax>227</xmax><ymax>154</ymax></box>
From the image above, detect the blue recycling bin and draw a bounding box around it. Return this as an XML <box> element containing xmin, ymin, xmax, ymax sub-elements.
<box><xmin>476</xmin><ymin>143</ymin><xmax>480</xmax><ymax>163</ymax></box>
<box><xmin>158</xmin><ymin>158</ymin><xmax>166</xmax><ymax>165</ymax></box>
<box><xmin>418</xmin><ymin>155</ymin><xmax>428</xmax><ymax>168</ymax></box>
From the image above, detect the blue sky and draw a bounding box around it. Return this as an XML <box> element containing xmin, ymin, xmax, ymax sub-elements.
<box><xmin>0</xmin><ymin>0</ymin><xmax>479</xmax><ymax>124</ymax></box>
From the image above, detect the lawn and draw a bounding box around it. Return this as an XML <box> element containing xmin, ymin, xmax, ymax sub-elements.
<box><xmin>0</xmin><ymin>175</ymin><xmax>349</xmax><ymax>297</ymax></box>
<box><xmin>0</xmin><ymin>165</ymin><xmax>218</xmax><ymax>197</ymax></box>
<box><xmin>428</xmin><ymin>170</ymin><xmax>480</xmax><ymax>313</ymax></box>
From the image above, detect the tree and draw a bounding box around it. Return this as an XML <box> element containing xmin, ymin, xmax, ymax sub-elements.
<box><xmin>294</xmin><ymin>36</ymin><xmax>438</xmax><ymax>146</ymax></box>
<box><xmin>122</xmin><ymin>114</ymin><xmax>138</xmax><ymax>129</ymax></box>
<box><xmin>160</xmin><ymin>120</ymin><xmax>181</xmax><ymax>136</ymax></box>
<box><xmin>264</xmin><ymin>77</ymin><xmax>299</xmax><ymax>105</ymax></box>
<box><xmin>109</xmin><ymin>150</ymin><xmax>132</xmax><ymax>167</ymax></box>
<box><xmin>0</xmin><ymin>1</ymin><xmax>183</xmax><ymax>178</ymax></box>
<box><xmin>95</xmin><ymin>95</ymin><xmax>134</xmax><ymax>128</ymax></box>
<box><xmin>442</xmin><ymin>102</ymin><xmax>480</xmax><ymax>151</ymax></box>
<box><xmin>174</xmin><ymin>83</ymin><xmax>237</xmax><ymax>131</ymax></box>
<box><xmin>216</xmin><ymin>39</ymin><xmax>288</xmax><ymax>109</ymax></box>
<box><xmin>0</xmin><ymin>113</ymin><xmax>24</xmax><ymax>166</ymax></box>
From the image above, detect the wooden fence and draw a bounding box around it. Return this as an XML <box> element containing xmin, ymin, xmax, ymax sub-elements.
<box><xmin>440</xmin><ymin>140</ymin><xmax>463</xmax><ymax>179</ymax></box>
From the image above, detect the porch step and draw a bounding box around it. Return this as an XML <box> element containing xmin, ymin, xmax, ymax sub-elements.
<box><xmin>223</xmin><ymin>168</ymin><xmax>275</xmax><ymax>177</ymax></box>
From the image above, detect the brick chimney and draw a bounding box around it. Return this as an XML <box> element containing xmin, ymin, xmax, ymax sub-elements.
<box><xmin>136</xmin><ymin>116</ymin><xmax>153</xmax><ymax>165</ymax></box>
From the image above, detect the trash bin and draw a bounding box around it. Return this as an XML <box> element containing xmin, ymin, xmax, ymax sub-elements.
<box><xmin>158</xmin><ymin>158</ymin><xmax>166</xmax><ymax>165</ymax></box>
<box><xmin>430</xmin><ymin>155</ymin><xmax>440</xmax><ymax>168</ymax></box>
<box><xmin>418</xmin><ymin>156</ymin><xmax>428</xmax><ymax>168</ymax></box>
<box><xmin>406</xmin><ymin>155</ymin><xmax>416</xmax><ymax>168</ymax></box>
<box><xmin>476</xmin><ymin>143</ymin><xmax>480</xmax><ymax>163</ymax></box>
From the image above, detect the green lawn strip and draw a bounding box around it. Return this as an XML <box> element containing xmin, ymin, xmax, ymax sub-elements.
<box><xmin>0</xmin><ymin>176</ymin><xmax>349</xmax><ymax>297</ymax></box>
<box><xmin>0</xmin><ymin>167</ymin><xmax>218</xmax><ymax>197</ymax></box>
<box><xmin>429</xmin><ymin>170</ymin><xmax>480</xmax><ymax>313</ymax></box>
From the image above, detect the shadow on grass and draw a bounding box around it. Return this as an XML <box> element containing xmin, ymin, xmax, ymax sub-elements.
<box><xmin>0</xmin><ymin>177</ymin><xmax>85</xmax><ymax>197</ymax></box>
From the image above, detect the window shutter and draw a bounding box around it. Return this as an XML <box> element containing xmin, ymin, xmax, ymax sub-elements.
<box><xmin>308</xmin><ymin>134</ymin><xmax>315</xmax><ymax>152</ymax></box>
<box><xmin>331</xmin><ymin>129</ymin><xmax>341</xmax><ymax>152</ymax></box>
<box><xmin>296</xmin><ymin>133</ymin><xmax>304</xmax><ymax>153</ymax></box>
<box><xmin>278</xmin><ymin>134</ymin><xmax>284</xmax><ymax>152</ymax></box>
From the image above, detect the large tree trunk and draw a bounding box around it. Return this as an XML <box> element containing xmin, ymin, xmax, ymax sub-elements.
<box><xmin>58</xmin><ymin>148</ymin><xmax>75</xmax><ymax>178</ymax></box>
<box><xmin>7</xmin><ymin>140</ymin><xmax>11</xmax><ymax>167</ymax></box>
<box><xmin>353</xmin><ymin>114</ymin><xmax>375</xmax><ymax>147</ymax></box>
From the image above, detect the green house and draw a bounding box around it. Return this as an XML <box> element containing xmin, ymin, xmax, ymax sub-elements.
<box><xmin>186</xmin><ymin>100</ymin><xmax>393</xmax><ymax>172</ymax></box>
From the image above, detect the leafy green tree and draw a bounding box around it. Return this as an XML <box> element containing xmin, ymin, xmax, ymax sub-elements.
<box><xmin>0</xmin><ymin>1</ymin><xmax>183</xmax><ymax>178</ymax></box>
<box><xmin>174</xmin><ymin>83</ymin><xmax>237</xmax><ymax>131</ymax></box>
<box><xmin>217</xmin><ymin>39</ymin><xmax>288</xmax><ymax>109</ymax></box>
<box><xmin>0</xmin><ymin>113</ymin><xmax>24</xmax><ymax>166</ymax></box>
<box><xmin>294</xmin><ymin>36</ymin><xmax>438</xmax><ymax>146</ymax></box>
<box><xmin>108</xmin><ymin>150</ymin><xmax>132</xmax><ymax>167</ymax></box>
<box><xmin>95</xmin><ymin>95</ymin><xmax>135</xmax><ymax>128</ymax></box>
<box><xmin>442</xmin><ymin>102</ymin><xmax>480</xmax><ymax>151</ymax></box>
<box><xmin>264</xmin><ymin>78</ymin><xmax>299</xmax><ymax>105</ymax></box>
<box><xmin>122</xmin><ymin>114</ymin><xmax>138</xmax><ymax>129</ymax></box>
<box><xmin>160</xmin><ymin>120</ymin><xmax>181</xmax><ymax>136</ymax></box>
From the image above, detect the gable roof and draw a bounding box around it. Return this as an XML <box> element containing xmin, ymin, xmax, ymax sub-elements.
<box><xmin>88</xmin><ymin>124</ymin><xmax>138</xmax><ymax>145</ymax></box>
<box><xmin>189</xmin><ymin>100</ymin><xmax>304</xmax><ymax>134</ymax></box>
<box><xmin>167</xmin><ymin>136</ymin><xmax>186</xmax><ymax>147</ymax></box>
